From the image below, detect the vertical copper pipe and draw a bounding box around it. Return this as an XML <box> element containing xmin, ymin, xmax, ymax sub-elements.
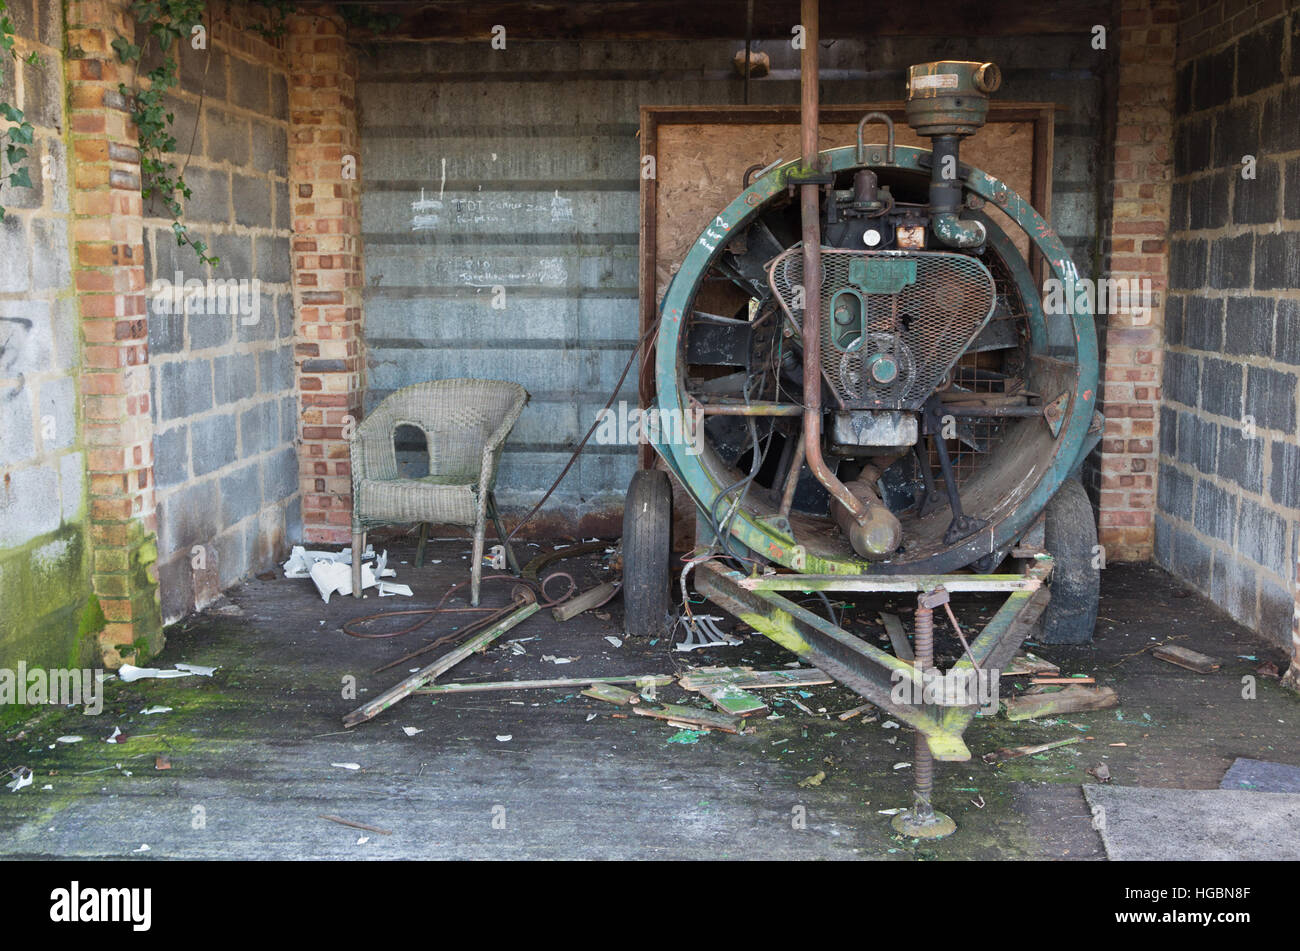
<box><xmin>798</xmin><ymin>0</ymin><xmax>866</xmax><ymax>521</ymax></box>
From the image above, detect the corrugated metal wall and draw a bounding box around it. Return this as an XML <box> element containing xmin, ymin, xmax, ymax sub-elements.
<box><xmin>358</xmin><ymin>36</ymin><xmax>1106</xmax><ymax>521</ymax></box>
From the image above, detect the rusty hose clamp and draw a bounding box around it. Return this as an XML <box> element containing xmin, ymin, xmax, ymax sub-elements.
<box><xmin>856</xmin><ymin>111</ymin><xmax>895</xmax><ymax>166</ymax></box>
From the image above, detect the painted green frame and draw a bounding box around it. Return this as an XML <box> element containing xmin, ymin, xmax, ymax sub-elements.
<box><xmin>652</xmin><ymin>143</ymin><xmax>1099</xmax><ymax>575</ymax></box>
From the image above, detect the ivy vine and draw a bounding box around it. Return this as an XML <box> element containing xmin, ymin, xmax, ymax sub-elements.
<box><xmin>0</xmin><ymin>0</ymin><xmax>42</xmax><ymax>221</ymax></box>
<box><xmin>112</xmin><ymin>0</ymin><xmax>217</xmax><ymax>264</ymax></box>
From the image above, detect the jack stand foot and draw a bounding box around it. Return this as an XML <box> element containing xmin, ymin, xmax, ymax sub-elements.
<box><xmin>891</xmin><ymin>807</ymin><xmax>956</xmax><ymax>839</ymax></box>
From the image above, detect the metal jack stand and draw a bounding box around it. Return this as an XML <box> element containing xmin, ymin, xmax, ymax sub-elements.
<box><xmin>693</xmin><ymin>555</ymin><xmax>1053</xmax><ymax>836</ymax></box>
<box><xmin>892</xmin><ymin>590</ymin><xmax>956</xmax><ymax>839</ymax></box>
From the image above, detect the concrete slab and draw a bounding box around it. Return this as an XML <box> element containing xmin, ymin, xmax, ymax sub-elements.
<box><xmin>1082</xmin><ymin>784</ymin><xmax>1300</xmax><ymax>861</ymax></box>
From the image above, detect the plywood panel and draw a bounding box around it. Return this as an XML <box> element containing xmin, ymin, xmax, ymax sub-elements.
<box><xmin>654</xmin><ymin>117</ymin><xmax>1038</xmax><ymax>304</ymax></box>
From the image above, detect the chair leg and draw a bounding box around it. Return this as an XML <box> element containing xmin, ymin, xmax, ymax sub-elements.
<box><xmin>415</xmin><ymin>522</ymin><xmax>429</xmax><ymax>568</ymax></box>
<box><xmin>351</xmin><ymin>529</ymin><xmax>364</xmax><ymax>598</ymax></box>
<box><xmin>470</xmin><ymin>526</ymin><xmax>485</xmax><ymax>607</ymax></box>
<box><xmin>488</xmin><ymin>492</ymin><xmax>520</xmax><ymax>576</ymax></box>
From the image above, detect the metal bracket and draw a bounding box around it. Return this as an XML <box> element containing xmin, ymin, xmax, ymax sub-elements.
<box><xmin>675</xmin><ymin>614</ymin><xmax>744</xmax><ymax>652</ymax></box>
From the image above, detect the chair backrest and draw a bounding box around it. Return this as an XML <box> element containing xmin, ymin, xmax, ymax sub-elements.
<box><xmin>354</xmin><ymin>379</ymin><xmax>528</xmax><ymax>483</ymax></box>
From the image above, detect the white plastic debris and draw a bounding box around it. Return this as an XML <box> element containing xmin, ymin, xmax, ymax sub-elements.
<box><xmin>496</xmin><ymin>735</ymin><xmax>512</xmax><ymax>742</ymax></box>
<box><xmin>56</xmin><ymin>736</ymin><xmax>83</xmax><ymax>744</ymax></box>
<box><xmin>105</xmin><ymin>726</ymin><xmax>123</xmax><ymax>743</ymax></box>
<box><xmin>6</xmin><ymin>768</ymin><xmax>33</xmax><ymax>792</ymax></box>
<box><xmin>356</xmin><ymin>836</ymin><xmax>370</xmax><ymax>845</ymax></box>
<box><xmin>332</xmin><ymin>762</ymin><xmax>362</xmax><ymax>770</ymax></box>
<box><xmin>401</xmin><ymin>726</ymin><xmax>423</xmax><ymax>737</ymax></box>
<box><xmin>541</xmin><ymin>655</ymin><xmax>575</xmax><ymax>664</ymax></box>
<box><xmin>175</xmin><ymin>663</ymin><xmax>217</xmax><ymax>677</ymax></box>
<box><xmin>604</xmin><ymin>636</ymin><xmax>623</xmax><ymax>648</ymax></box>
<box><xmin>882</xmin><ymin>719</ymin><xmax>900</xmax><ymax>729</ymax></box>
<box><xmin>140</xmin><ymin>706</ymin><xmax>173</xmax><ymax>715</ymax></box>
<box><xmin>305</xmin><ymin>548</ymin><xmax>411</xmax><ymax>602</ymax></box>
<box><xmin>282</xmin><ymin>544</ymin><xmax>370</xmax><ymax>578</ymax></box>
<box><xmin>118</xmin><ymin>664</ymin><xmax>193</xmax><ymax>683</ymax></box>
<box><xmin>132</xmin><ymin>844</ymin><xmax>150</xmax><ymax>853</ymax></box>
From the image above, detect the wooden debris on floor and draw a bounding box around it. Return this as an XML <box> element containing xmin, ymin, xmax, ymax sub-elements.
<box><xmin>837</xmin><ymin>703</ymin><xmax>875</xmax><ymax>721</ymax></box>
<box><xmin>581</xmin><ymin>683</ymin><xmax>640</xmax><ymax>705</ymax></box>
<box><xmin>879</xmin><ymin>612</ymin><xmax>913</xmax><ymax>662</ymax></box>
<box><xmin>1030</xmin><ymin>676</ymin><xmax>1096</xmax><ymax>685</ymax></box>
<box><xmin>1152</xmin><ymin>644</ymin><xmax>1221</xmax><ymax>673</ymax></box>
<box><xmin>319</xmin><ymin>814</ymin><xmax>394</xmax><ymax>835</ymax></box>
<box><xmin>982</xmin><ymin>736</ymin><xmax>1082</xmax><ymax>764</ymax></box>
<box><xmin>415</xmin><ymin>674</ymin><xmax>674</xmax><ymax>695</ymax></box>
<box><xmin>1004</xmin><ymin>685</ymin><xmax>1119</xmax><ymax>721</ymax></box>
<box><xmin>343</xmin><ymin>599</ymin><xmax>541</xmax><ymax>727</ymax></box>
<box><xmin>677</xmin><ymin>665</ymin><xmax>831</xmax><ymax>690</ymax></box>
<box><xmin>632</xmin><ymin>702</ymin><xmax>746</xmax><ymax>734</ymax></box>
<box><xmin>695</xmin><ymin>682</ymin><xmax>768</xmax><ymax>716</ymax></box>
<box><xmin>551</xmin><ymin>581</ymin><xmax>620</xmax><ymax>622</ymax></box>
<box><xmin>1002</xmin><ymin>651</ymin><xmax>1060</xmax><ymax>676</ymax></box>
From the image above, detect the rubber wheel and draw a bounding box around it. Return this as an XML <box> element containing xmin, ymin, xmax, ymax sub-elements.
<box><xmin>1040</xmin><ymin>476</ymin><xmax>1100</xmax><ymax>645</ymax></box>
<box><xmin>622</xmin><ymin>469</ymin><xmax>674</xmax><ymax>638</ymax></box>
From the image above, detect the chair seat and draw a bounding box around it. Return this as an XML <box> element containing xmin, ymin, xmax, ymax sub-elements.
<box><xmin>356</xmin><ymin>476</ymin><xmax>477</xmax><ymax>527</ymax></box>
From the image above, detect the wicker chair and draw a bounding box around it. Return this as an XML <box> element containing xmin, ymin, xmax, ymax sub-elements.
<box><xmin>350</xmin><ymin>379</ymin><xmax>528</xmax><ymax>605</ymax></box>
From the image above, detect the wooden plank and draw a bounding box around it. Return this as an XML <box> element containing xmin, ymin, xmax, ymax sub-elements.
<box><xmin>1002</xmin><ymin>651</ymin><xmax>1060</xmax><ymax>676</ymax></box>
<box><xmin>1004</xmin><ymin>685</ymin><xmax>1119</xmax><ymax>722</ymax></box>
<box><xmin>879</xmin><ymin>612</ymin><xmax>913</xmax><ymax>662</ymax></box>
<box><xmin>632</xmin><ymin>703</ymin><xmax>745</xmax><ymax>734</ymax></box>
<box><xmin>981</xmin><ymin>736</ymin><xmax>1082</xmax><ymax>764</ymax></box>
<box><xmin>415</xmin><ymin>674</ymin><xmax>675</xmax><ymax>694</ymax></box>
<box><xmin>343</xmin><ymin>601</ymin><xmax>541</xmax><ymax>727</ymax></box>
<box><xmin>582</xmin><ymin>683</ymin><xmax>640</xmax><ymax>705</ymax></box>
<box><xmin>551</xmin><ymin>581</ymin><xmax>620</xmax><ymax>621</ymax></box>
<box><xmin>697</xmin><ymin>682</ymin><xmax>768</xmax><ymax>716</ymax></box>
<box><xmin>1153</xmin><ymin>645</ymin><xmax>1221</xmax><ymax>673</ymax></box>
<box><xmin>678</xmin><ymin>666</ymin><xmax>832</xmax><ymax>690</ymax></box>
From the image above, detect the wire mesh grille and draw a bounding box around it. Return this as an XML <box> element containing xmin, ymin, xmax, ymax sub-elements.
<box><xmin>769</xmin><ymin>248</ymin><xmax>996</xmax><ymax>410</ymax></box>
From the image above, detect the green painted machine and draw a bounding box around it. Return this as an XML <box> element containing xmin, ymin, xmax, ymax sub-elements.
<box><xmin>622</xmin><ymin>3</ymin><xmax>1103</xmax><ymax>838</ymax></box>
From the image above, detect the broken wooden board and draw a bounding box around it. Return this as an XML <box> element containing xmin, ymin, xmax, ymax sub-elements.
<box><xmin>982</xmin><ymin>736</ymin><xmax>1082</xmax><ymax>763</ymax></box>
<box><xmin>633</xmin><ymin>702</ymin><xmax>745</xmax><ymax>734</ymax></box>
<box><xmin>1002</xmin><ymin>651</ymin><xmax>1060</xmax><ymax>676</ymax></box>
<box><xmin>677</xmin><ymin>666</ymin><xmax>831</xmax><ymax>691</ymax></box>
<box><xmin>696</xmin><ymin>682</ymin><xmax>768</xmax><ymax>716</ymax></box>
<box><xmin>582</xmin><ymin>683</ymin><xmax>639</xmax><ymax>705</ymax></box>
<box><xmin>1030</xmin><ymin>676</ymin><xmax>1096</xmax><ymax>685</ymax></box>
<box><xmin>343</xmin><ymin>601</ymin><xmax>541</xmax><ymax>727</ymax></box>
<box><xmin>1152</xmin><ymin>644</ymin><xmax>1221</xmax><ymax>673</ymax></box>
<box><xmin>1004</xmin><ymin>685</ymin><xmax>1119</xmax><ymax>722</ymax></box>
<box><xmin>552</xmin><ymin>581</ymin><xmax>620</xmax><ymax>622</ymax></box>
<box><xmin>415</xmin><ymin>674</ymin><xmax>674</xmax><ymax>695</ymax></box>
<box><xmin>879</xmin><ymin>612</ymin><xmax>914</xmax><ymax>662</ymax></box>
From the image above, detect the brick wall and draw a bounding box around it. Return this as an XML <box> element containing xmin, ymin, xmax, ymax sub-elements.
<box><xmin>1093</xmin><ymin>0</ymin><xmax>1179</xmax><ymax>562</ymax></box>
<box><xmin>287</xmin><ymin>7</ymin><xmax>364</xmax><ymax>546</ymax></box>
<box><xmin>0</xmin><ymin>1</ymin><xmax>97</xmax><ymax>669</ymax></box>
<box><xmin>1158</xmin><ymin>1</ymin><xmax>1299</xmax><ymax>670</ymax></box>
<box><xmin>62</xmin><ymin>0</ymin><xmax>163</xmax><ymax>666</ymax></box>
<box><xmin>143</xmin><ymin>6</ymin><xmax>300</xmax><ymax>623</ymax></box>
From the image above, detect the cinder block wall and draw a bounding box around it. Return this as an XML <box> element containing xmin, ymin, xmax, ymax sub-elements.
<box><xmin>144</xmin><ymin>13</ymin><xmax>300</xmax><ymax>622</ymax></box>
<box><xmin>0</xmin><ymin>2</ymin><xmax>97</xmax><ymax>668</ymax></box>
<box><xmin>1158</xmin><ymin>2</ymin><xmax>1300</xmax><ymax>653</ymax></box>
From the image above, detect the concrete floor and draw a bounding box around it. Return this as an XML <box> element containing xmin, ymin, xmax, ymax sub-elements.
<box><xmin>1</xmin><ymin>536</ymin><xmax>1296</xmax><ymax>860</ymax></box>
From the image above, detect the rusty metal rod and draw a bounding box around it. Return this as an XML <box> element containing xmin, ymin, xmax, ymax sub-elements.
<box><xmin>797</xmin><ymin>0</ymin><xmax>868</xmax><ymax>525</ymax></box>
<box><xmin>699</xmin><ymin>401</ymin><xmax>803</xmax><ymax>416</ymax></box>
<box><xmin>912</xmin><ymin>600</ymin><xmax>936</xmax><ymax>818</ymax></box>
<box><xmin>779</xmin><ymin>435</ymin><xmax>807</xmax><ymax>518</ymax></box>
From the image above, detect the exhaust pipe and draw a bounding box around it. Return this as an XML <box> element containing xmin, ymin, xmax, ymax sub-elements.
<box><xmin>904</xmin><ymin>61</ymin><xmax>1001</xmax><ymax>250</ymax></box>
